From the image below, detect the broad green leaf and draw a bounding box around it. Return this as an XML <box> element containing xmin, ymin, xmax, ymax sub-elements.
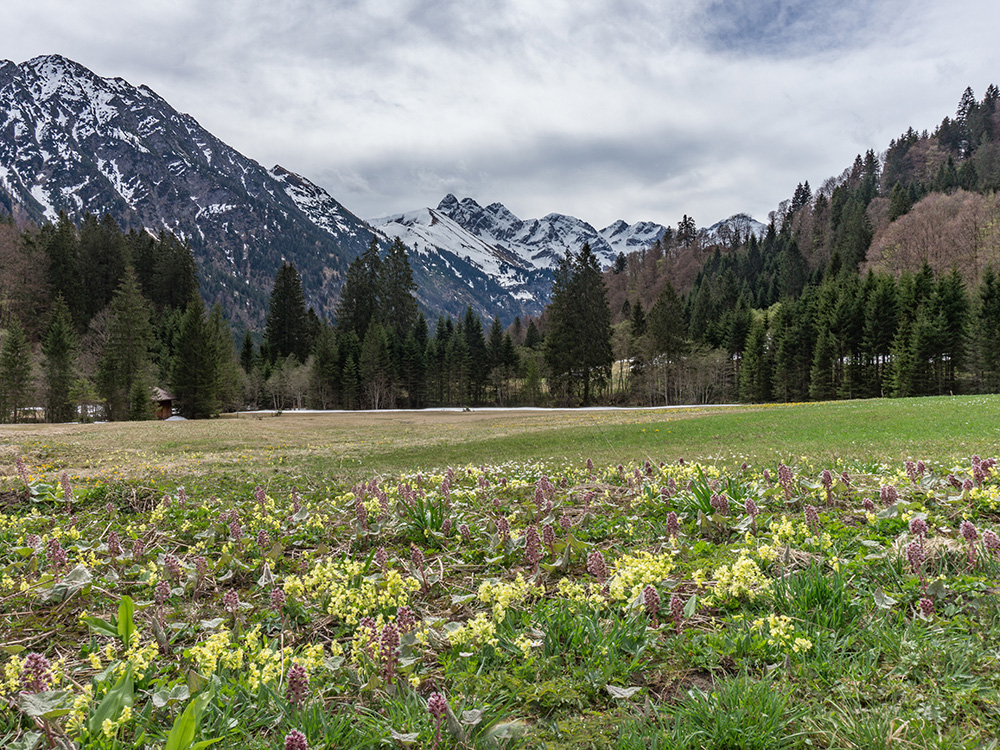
<box><xmin>117</xmin><ymin>595</ymin><xmax>135</xmax><ymax>646</ymax></box>
<box><xmin>18</xmin><ymin>689</ymin><xmax>74</xmax><ymax>719</ymax></box>
<box><xmin>39</xmin><ymin>564</ymin><xmax>92</xmax><ymax>602</ymax></box>
<box><xmin>81</xmin><ymin>615</ymin><xmax>119</xmax><ymax>639</ymax></box>
<box><xmin>6</xmin><ymin>731</ymin><xmax>43</xmax><ymax>750</ymax></box>
<box><xmin>86</xmin><ymin>673</ymin><xmax>134</xmax><ymax>736</ymax></box>
<box><xmin>606</xmin><ymin>685</ymin><xmax>642</xmax><ymax>699</ymax></box>
<box><xmin>683</xmin><ymin>594</ymin><xmax>698</xmax><ymax>618</ymax></box>
<box><xmin>186</xmin><ymin>669</ymin><xmax>209</xmax><ymax>695</ymax></box>
<box><xmin>389</xmin><ymin>728</ymin><xmax>419</xmax><ymax>744</ymax></box>
<box><xmin>873</xmin><ymin>588</ymin><xmax>897</xmax><ymax>609</ymax></box>
<box><xmin>164</xmin><ymin>688</ymin><xmax>215</xmax><ymax>750</ymax></box>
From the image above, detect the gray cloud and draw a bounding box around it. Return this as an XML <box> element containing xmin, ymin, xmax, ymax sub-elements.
<box><xmin>5</xmin><ymin>0</ymin><xmax>1000</xmax><ymax>230</ymax></box>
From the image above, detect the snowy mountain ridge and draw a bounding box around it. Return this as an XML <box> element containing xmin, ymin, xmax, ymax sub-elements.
<box><xmin>0</xmin><ymin>54</ymin><xmax>761</xmax><ymax>325</ymax></box>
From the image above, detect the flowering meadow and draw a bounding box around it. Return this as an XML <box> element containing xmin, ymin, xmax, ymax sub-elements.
<box><xmin>3</xmin><ymin>413</ymin><xmax>1000</xmax><ymax>748</ymax></box>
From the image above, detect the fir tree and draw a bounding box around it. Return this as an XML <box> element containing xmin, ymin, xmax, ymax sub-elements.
<box><xmin>0</xmin><ymin>316</ymin><xmax>33</xmax><ymax>423</ymax></box>
<box><xmin>544</xmin><ymin>243</ymin><xmax>613</xmax><ymax>405</ymax></box>
<box><xmin>264</xmin><ymin>262</ymin><xmax>311</xmax><ymax>363</ymax></box>
<box><xmin>42</xmin><ymin>295</ymin><xmax>76</xmax><ymax>423</ymax></box>
<box><xmin>97</xmin><ymin>268</ymin><xmax>154</xmax><ymax>421</ymax></box>
<box><xmin>171</xmin><ymin>296</ymin><xmax>220</xmax><ymax>419</ymax></box>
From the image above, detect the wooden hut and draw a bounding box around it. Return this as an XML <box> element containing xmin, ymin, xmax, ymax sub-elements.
<box><xmin>153</xmin><ymin>388</ymin><xmax>175</xmax><ymax>420</ymax></box>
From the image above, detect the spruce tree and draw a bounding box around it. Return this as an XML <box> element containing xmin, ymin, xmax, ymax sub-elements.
<box><xmin>208</xmin><ymin>304</ymin><xmax>243</xmax><ymax>413</ymax></box>
<box><xmin>97</xmin><ymin>268</ymin><xmax>154</xmax><ymax>421</ymax></box>
<box><xmin>976</xmin><ymin>266</ymin><xmax>1000</xmax><ymax>391</ymax></box>
<box><xmin>308</xmin><ymin>323</ymin><xmax>340</xmax><ymax>408</ymax></box>
<box><xmin>78</xmin><ymin>213</ymin><xmax>129</xmax><ymax>323</ymax></box>
<box><xmin>382</xmin><ymin>237</ymin><xmax>419</xmax><ymax>340</ymax></box>
<box><xmin>336</xmin><ymin>238</ymin><xmax>382</xmax><ymax>340</ymax></box>
<box><xmin>42</xmin><ymin>295</ymin><xmax>76</xmax><ymax>423</ymax></box>
<box><xmin>240</xmin><ymin>329</ymin><xmax>256</xmax><ymax>373</ymax></box>
<box><xmin>171</xmin><ymin>296</ymin><xmax>219</xmax><ymax>419</ymax></box>
<box><xmin>44</xmin><ymin>212</ymin><xmax>85</xmax><ymax>329</ymax></box>
<box><xmin>524</xmin><ymin>320</ymin><xmax>542</xmax><ymax>349</ymax></box>
<box><xmin>738</xmin><ymin>315</ymin><xmax>772</xmax><ymax>403</ymax></box>
<box><xmin>265</xmin><ymin>262</ymin><xmax>311</xmax><ymax>363</ymax></box>
<box><xmin>359</xmin><ymin>322</ymin><xmax>392</xmax><ymax>409</ymax></box>
<box><xmin>543</xmin><ymin>243</ymin><xmax>613</xmax><ymax>405</ymax></box>
<box><xmin>0</xmin><ymin>316</ymin><xmax>33</xmax><ymax>423</ymax></box>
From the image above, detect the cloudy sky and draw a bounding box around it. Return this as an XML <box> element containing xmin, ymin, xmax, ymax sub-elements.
<box><xmin>6</xmin><ymin>0</ymin><xmax>1000</xmax><ymax>229</ymax></box>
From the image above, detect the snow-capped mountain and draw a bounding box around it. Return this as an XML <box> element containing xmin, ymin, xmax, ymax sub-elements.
<box><xmin>430</xmin><ymin>194</ymin><xmax>670</xmax><ymax>268</ymax></box>
<box><xmin>372</xmin><ymin>195</ymin><xmax>674</xmax><ymax>316</ymax></box>
<box><xmin>0</xmin><ymin>55</ymin><xmax>759</xmax><ymax>326</ymax></box>
<box><xmin>0</xmin><ymin>55</ymin><xmax>378</xmax><ymax>325</ymax></box>
<box><xmin>704</xmin><ymin>213</ymin><xmax>767</xmax><ymax>243</ymax></box>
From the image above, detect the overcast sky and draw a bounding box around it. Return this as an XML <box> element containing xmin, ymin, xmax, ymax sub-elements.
<box><xmin>6</xmin><ymin>0</ymin><xmax>1000</xmax><ymax>229</ymax></box>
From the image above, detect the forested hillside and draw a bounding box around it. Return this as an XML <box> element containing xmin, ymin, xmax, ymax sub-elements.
<box><xmin>604</xmin><ymin>85</ymin><xmax>1000</xmax><ymax>405</ymax></box>
<box><xmin>5</xmin><ymin>85</ymin><xmax>1000</xmax><ymax>420</ymax></box>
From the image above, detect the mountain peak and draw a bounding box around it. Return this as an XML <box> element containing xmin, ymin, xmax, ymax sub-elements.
<box><xmin>437</xmin><ymin>193</ymin><xmax>459</xmax><ymax>210</ymax></box>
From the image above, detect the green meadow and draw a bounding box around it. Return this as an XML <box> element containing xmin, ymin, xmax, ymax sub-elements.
<box><xmin>2</xmin><ymin>396</ymin><xmax>1000</xmax><ymax>749</ymax></box>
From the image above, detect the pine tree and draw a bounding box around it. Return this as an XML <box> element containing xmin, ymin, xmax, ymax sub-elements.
<box><xmin>42</xmin><ymin>295</ymin><xmax>76</xmax><ymax>423</ymax></box>
<box><xmin>209</xmin><ymin>304</ymin><xmax>243</xmax><ymax>413</ymax></box>
<box><xmin>382</xmin><ymin>237</ymin><xmax>419</xmax><ymax>340</ymax></box>
<box><xmin>171</xmin><ymin>296</ymin><xmax>219</xmax><ymax>419</ymax></box>
<box><xmin>264</xmin><ymin>262</ymin><xmax>311</xmax><ymax>363</ymax></box>
<box><xmin>97</xmin><ymin>268</ymin><xmax>154</xmax><ymax>421</ymax></box>
<box><xmin>336</xmin><ymin>237</ymin><xmax>382</xmax><ymax>340</ymax></box>
<box><xmin>308</xmin><ymin>323</ymin><xmax>340</xmax><ymax>408</ymax></box>
<box><xmin>0</xmin><ymin>316</ymin><xmax>33</xmax><ymax>423</ymax></box>
<box><xmin>543</xmin><ymin>243</ymin><xmax>613</xmax><ymax>405</ymax></box>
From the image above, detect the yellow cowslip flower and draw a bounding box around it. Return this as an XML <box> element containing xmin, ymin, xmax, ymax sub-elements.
<box><xmin>714</xmin><ymin>553</ymin><xmax>771</xmax><ymax>601</ymax></box>
<box><xmin>448</xmin><ymin>612</ymin><xmax>498</xmax><ymax>648</ymax></box>
<box><xmin>792</xmin><ymin>637</ymin><xmax>813</xmax><ymax>653</ymax></box>
<box><xmin>477</xmin><ymin>574</ymin><xmax>535</xmax><ymax>622</ymax></box>
<box><xmin>608</xmin><ymin>550</ymin><xmax>675</xmax><ymax>605</ymax></box>
<box><xmin>88</xmin><ymin>652</ymin><xmax>102</xmax><ymax>670</ymax></box>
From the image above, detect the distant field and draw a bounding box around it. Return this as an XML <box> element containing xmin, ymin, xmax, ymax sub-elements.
<box><xmin>4</xmin><ymin>395</ymin><xmax>1000</xmax><ymax>748</ymax></box>
<box><xmin>2</xmin><ymin>395</ymin><xmax>997</xmax><ymax>487</ymax></box>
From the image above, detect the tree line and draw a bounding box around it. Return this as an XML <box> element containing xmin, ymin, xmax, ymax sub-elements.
<box><xmin>0</xmin><ymin>212</ymin><xmax>242</xmax><ymax>422</ymax></box>
<box><xmin>243</xmin><ymin>237</ymin><xmax>609</xmax><ymax>411</ymax></box>
<box><xmin>604</xmin><ymin>83</ymin><xmax>1000</xmax><ymax>405</ymax></box>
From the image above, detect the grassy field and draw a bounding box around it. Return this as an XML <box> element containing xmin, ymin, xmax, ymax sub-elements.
<box><xmin>3</xmin><ymin>395</ymin><xmax>998</xmax><ymax>482</ymax></box>
<box><xmin>2</xmin><ymin>395</ymin><xmax>1000</xmax><ymax>748</ymax></box>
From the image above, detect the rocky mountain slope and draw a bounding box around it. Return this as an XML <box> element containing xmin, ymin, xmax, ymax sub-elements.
<box><xmin>0</xmin><ymin>55</ymin><xmax>751</xmax><ymax>326</ymax></box>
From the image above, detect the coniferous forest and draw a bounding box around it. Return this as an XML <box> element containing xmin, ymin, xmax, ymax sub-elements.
<box><xmin>3</xmin><ymin>85</ymin><xmax>1000</xmax><ymax>419</ymax></box>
